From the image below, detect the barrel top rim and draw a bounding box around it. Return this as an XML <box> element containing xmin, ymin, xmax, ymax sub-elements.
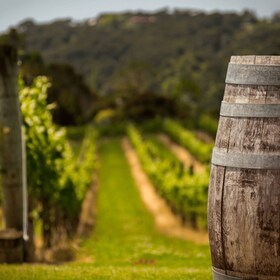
<box><xmin>230</xmin><ymin>55</ymin><xmax>280</xmax><ymax>57</ymax></box>
<box><xmin>230</xmin><ymin>55</ymin><xmax>280</xmax><ymax>65</ymax></box>
<box><xmin>230</xmin><ymin>55</ymin><xmax>280</xmax><ymax>58</ymax></box>
<box><xmin>228</xmin><ymin>63</ymin><xmax>280</xmax><ymax>67</ymax></box>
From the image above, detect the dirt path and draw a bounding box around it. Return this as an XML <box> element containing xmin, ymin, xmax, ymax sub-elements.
<box><xmin>122</xmin><ymin>137</ymin><xmax>208</xmax><ymax>245</ymax></box>
<box><xmin>158</xmin><ymin>134</ymin><xmax>205</xmax><ymax>173</ymax></box>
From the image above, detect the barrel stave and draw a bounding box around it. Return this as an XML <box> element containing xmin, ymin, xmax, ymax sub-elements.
<box><xmin>215</xmin><ymin>116</ymin><xmax>233</xmax><ymax>151</ymax></box>
<box><xmin>222</xmin><ymin>168</ymin><xmax>280</xmax><ymax>275</ymax></box>
<box><xmin>208</xmin><ymin>165</ymin><xmax>226</xmax><ymax>269</ymax></box>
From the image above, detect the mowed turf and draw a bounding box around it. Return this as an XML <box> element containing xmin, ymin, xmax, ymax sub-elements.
<box><xmin>0</xmin><ymin>139</ymin><xmax>212</xmax><ymax>279</ymax></box>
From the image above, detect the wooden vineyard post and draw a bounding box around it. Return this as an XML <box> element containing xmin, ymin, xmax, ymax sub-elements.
<box><xmin>208</xmin><ymin>56</ymin><xmax>280</xmax><ymax>279</ymax></box>
<box><xmin>0</xmin><ymin>45</ymin><xmax>24</xmax><ymax>263</ymax></box>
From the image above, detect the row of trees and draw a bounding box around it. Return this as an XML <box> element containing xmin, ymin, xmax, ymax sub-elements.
<box><xmin>15</xmin><ymin>10</ymin><xmax>280</xmax><ymax>120</ymax></box>
<box><xmin>2</xmin><ymin>10</ymin><xmax>279</xmax><ymax>126</ymax></box>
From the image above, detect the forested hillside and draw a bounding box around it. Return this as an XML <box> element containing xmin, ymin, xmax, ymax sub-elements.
<box><xmin>3</xmin><ymin>9</ymin><xmax>280</xmax><ymax>122</ymax></box>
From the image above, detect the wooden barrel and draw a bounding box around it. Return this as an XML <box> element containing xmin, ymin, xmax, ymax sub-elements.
<box><xmin>208</xmin><ymin>56</ymin><xmax>280</xmax><ymax>280</ymax></box>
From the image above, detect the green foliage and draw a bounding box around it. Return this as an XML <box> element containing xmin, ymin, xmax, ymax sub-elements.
<box><xmin>95</xmin><ymin>121</ymin><xmax>127</xmax><ymax>137</ymax></box>
<box><xmin>163</xmin><ymin>119</ymin><xmax>213</xmax><ymax>163</ymax></box>
<box><xmin>58</xmin><ymin>128</ymin><xmax>97</xmax><ymax>218</ymax></box>
<box><xmin>14</xmin><ymin>11</ymin><xmax>280</xmax><ymax>118</ymax></box>
<box><xmin>20</xmin><ymin>77</ymin><xmax>64</xmax><ymax>200</ymax></box>
<box><xmin>138</xmin><ymin>117</ymin><xmax>164</xmax><ymax>133</ymax></box>
<box><xmin>66</xmin><ymin>125</ymin><xmax>87</xmax><ymax>141</ymax></box>
<box><xmin>19</xmin><ymin>76</ymin><xmax>96</xmax><ymax>247</ymax></box>
<box><xmin>112</xmin><ymin>62</ymin><xmax>155</xmax><ymax>95</ymax></box>
<box><xmin>94</xmin><ymin>118</ymin><xmax>164</xmax><ymax>138</ymax></box>
<box><xmin>20</xmin><ymin>51</ymin><xmax>96</xmax><ymax>126</ymax></box>
<box><xmin>0</xmin><ymin>139</ymin><xmax>211</xmax><ymax>278</ymax></box>
<box><xmin>120</xmin><ymin>92</ymin><xmax>177</xmax><ymax>121</ymax></box>
<box><xmin>70</xmin><ymin>128</ymin><xmax>97</xmax><ymax>202</ymax></box>
<box><xmin>127</xmin><ymin>124</ymin><xmax>209</xmax><ymax>229</ymax></box>
<box><xmin>198</xmin><ymin>114</ymin><xmax>218</xmax><ymax>137</ymax></box>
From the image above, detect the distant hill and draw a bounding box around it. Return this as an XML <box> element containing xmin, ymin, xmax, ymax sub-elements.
<box><xmin>13</xmin><ymin>10</ymin><xmax>280</xmax><ymax>115</ymax></box>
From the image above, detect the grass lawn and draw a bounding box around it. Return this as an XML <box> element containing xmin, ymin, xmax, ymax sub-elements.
<box><xmin>0</xmin><ymin>139</ymin><xmax>212</xmax><ymax>279</ymax></box>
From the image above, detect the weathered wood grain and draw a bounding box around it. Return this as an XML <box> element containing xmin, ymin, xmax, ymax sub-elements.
<box><xmin>208</xmin><ymin>55</ymin><xmax>280</xmax><ymax>279</ymax></box>
<box><xmin>208</xmin><ymin>165</ymin><xmax>226</xmax><ymax>269</ymax></box>
<box><xmin>222</xmin><ymin>169</ymin><xmax>280</xmax><ymax>275</ymax></box>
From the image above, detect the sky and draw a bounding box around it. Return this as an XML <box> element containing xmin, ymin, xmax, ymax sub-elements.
<box><xmin>0</xmin><ymin>0</ymin><xmax>279</xmax><ymax>32</ymax></box>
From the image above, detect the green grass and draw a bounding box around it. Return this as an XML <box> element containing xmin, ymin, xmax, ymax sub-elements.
<box><xmin>0</xmin><ymin>139</ymin><xmax>212</xmax><ymax>279</ymax></box>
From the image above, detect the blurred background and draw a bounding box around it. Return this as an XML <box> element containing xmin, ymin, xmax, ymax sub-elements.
<box><xmin>1</xmin><ymin>0</ymin><xmax>280</xmax><ymax>128</ymax></box>
<box><xmin>0</xmin><ymin>0</ymin><xmax>279</xmax><ymax>277</ymax></box>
